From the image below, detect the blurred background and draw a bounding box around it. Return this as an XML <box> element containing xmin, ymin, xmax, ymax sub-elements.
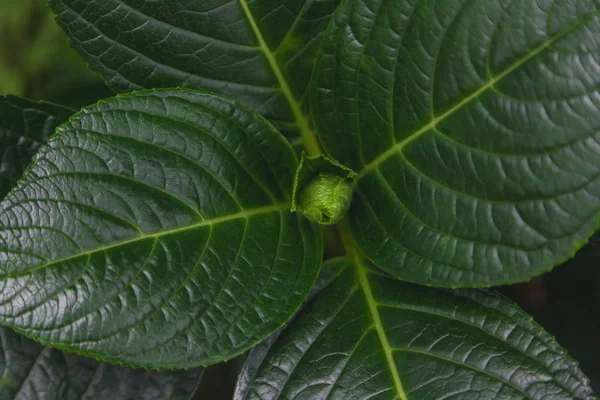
<box><xmin>0</xmin><ymin>0</ymin><xmax>112</xmax><ymax>109</ymax></box>
<box><xmin>1</xmin><ymin>0</ymin><xmax>598</xmax><ymax>397</ymax></box>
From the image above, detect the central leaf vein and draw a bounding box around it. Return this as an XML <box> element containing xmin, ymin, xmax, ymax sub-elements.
<box><xmin>238</xmin><ymin>0</ymin><xmax>322</xmax><ymax>156</ymax></box>
<box><xmin>354</xmin><ymin>252</ymin><xmax>407</xmax><ymax>400</ymax></box>
<box><xmin>1</xmin><ymin>203</ymin><xmax>287</xmax><ymax>278</ymax></box>
<box><xmin>338</xmin><ymin>220</ymin><xmax>408</xmax><ymax>400</ymax></box>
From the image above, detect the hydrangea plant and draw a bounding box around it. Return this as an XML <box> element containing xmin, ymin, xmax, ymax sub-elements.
<box><xmin>1</xmin><ymin>1</ymin><xmax>599</xmax><ymax>399</ymax></box>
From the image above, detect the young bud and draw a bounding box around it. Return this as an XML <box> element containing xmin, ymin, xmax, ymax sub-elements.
<box><xmin>298</xmin><ymin>173</ymin><xmax>353</xmax><ymax>225</ymax></box>
<box><xmin>291</xmin><ymin>154</ymin><xmax>356</xmax><ymax>225</ymax></box>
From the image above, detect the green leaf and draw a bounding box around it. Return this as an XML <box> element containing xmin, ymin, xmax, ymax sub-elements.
<box><xmin>0</xmin><ymin>326</ymin><xmax>203</xmax><ymax>400</ymax></box>
<box><xmin>235</xmin><ymin>257</ymin><xmax>595</xmax><ymax>400</ymax></box>
<box><xmin>0</xmin><ymin>93</ymin><xmax>203</xmax><ymax>400</ymax></box>
<box><xmin>0</xmin><ymin>95</ymin><xmax>74</xmax><ymax>199</ymax></box>
<box><xmin>47</xmin><ymin>0</ymin><xmax>339</xmax><ymax>151</ymax></box>
<box><xmin>311</xmin><ymin>0</ymin><xmax>600</xmax><ymax>287</ymax></box>
<box><xmin>0</xmin><ymin>89</ymin><xmax>322</xmax><ymax>369</ymax></box>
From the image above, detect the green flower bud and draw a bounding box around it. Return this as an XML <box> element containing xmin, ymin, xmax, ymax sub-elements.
<box><xmin>291</xmin><ymin>154</ymin><xmax>357</xmax><ymax>226</ymax></box>
<box><xmin>299</xmin><ymin>173</ymin><xmax>353</xmax><ymax>225</ymax></box>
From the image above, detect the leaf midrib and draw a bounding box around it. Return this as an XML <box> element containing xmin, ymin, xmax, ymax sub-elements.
<box><xmin>1</xmin><ymin>203</ymin><xmax>287</xmax><ymax>278</ymax></box>
<box><xmin>356</xmin><ymin>8</ymin><xmax>600</xmax><ymax>181</ymax></box>
<box><xmin>238</xmin><ymin>0</ymin><xmax>323</xmax><ymax>156</ymax></box>
<box><xmin>338</xmin><ymin>221</ymin><xmax>408</xmax><ymax>400</ymax></box>
<box><xmin>355</xmin><ymin>252</ymin><xmax>407</xmax><ymax>400</ymax></box>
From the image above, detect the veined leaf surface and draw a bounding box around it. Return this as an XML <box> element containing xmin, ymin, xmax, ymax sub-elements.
<box><xmin>0</xmin><ymin>89</ymin><xmax>322</xmax><ymax>369</ymax></box>
<box><xmin>0</xmin><ymin>96</ymin><xmax>73</xmax><ymax>199</ymax></box>
<box><xmin>48</xmin><ymin>0</ymin><xmax>340</xmax><ymax>149</ymax></box>
<box><xmin>235</xmin><ymin>258</ymin><xmax>594</xmax><ymax>400</ymax></box>
<box><xmin>0</xmin><ymin>96</ymin><xmax>204</xmax><ymax>400</ymax></box>
<box><xmin>0</xmin><ymin>326</ymin><xmax>203</xmax><ymax>400</ymax></box>
<box><xmin>312</xmin><ymin>0</ymin><xmax>600</xmax><ymax>286</ymax></box>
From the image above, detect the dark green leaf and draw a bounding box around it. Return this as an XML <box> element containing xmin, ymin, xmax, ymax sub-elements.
<box><xmin>0</xmin><ymin>89</ymin><xmax>322</xmax><ymax>369</ymax></box>
<box><xmin>235</xmin><ymin>257</ymin><xmax>595</xmax><ymax>400</ymax></box>
<box><xmin>48</xmin><ymin>0</ymin><xmax>339</xmax><ymax>150</ymax></box>
<box><xmin>312</xmin><ymin>0</ymin><xmax>600</xmax><ymax>287</ymax></box>
<box><xmin>0</xmin><ymin>94</ymin><xmax>202</xmax><ymax>400</ymax></box>
<box><xmin>0</xmin><ymin>95</ymin><xmax>74</xmax><ymax>199</ymax></box>
<box><xmin>0</xmin><ymin>326</ymin><xmax>203</xmax><ymax>400</ymax></box>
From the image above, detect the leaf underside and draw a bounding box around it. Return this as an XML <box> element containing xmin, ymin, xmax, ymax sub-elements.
<box><xmin>0</xmin><ymin>326</ymin><xmax>203</xmax><ymax>400</ymax></box>
<box><xmin>0</xmin><ymin>96</ymin><xmax>74</xmax><ymax>199</ymax></box>
<box><xmin>312</xmin><ymin>0</ymin><xmax>600</xmax><ymax>287</ymax></box>
<box><xmin>235</xmin><ymin>258</ymin><xmax>594</xmax><ymax>400</ymax></box>
<box><xmin>48</xmin><ymin>0</ymin><xmax>340</xmax><ymax>139</ymax></box>
<box><xmin>0</xmin><ymin>89</ymin><xmax>322</xmax><ymax>369</ymax></box>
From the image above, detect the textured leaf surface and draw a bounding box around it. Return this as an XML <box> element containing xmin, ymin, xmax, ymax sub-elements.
<box><xmin>48</xmin><ymin>0</ymin><xmax>339</xmax><ymax>145</ymax></box>
<box><xmin>0</xmin><ymin>326</ymin><xmax>203</xmax><ymax>400</ymax></box>
<box><xmin>235</xmin><ymin>258</ymin><xmax>594</xmax><ymax>400</ymax></box>
<box><xmin>0</xmin><ymin>96</ymin><xmax>73</xmax><ymax>199</ymax></box>
<box><xmin>312</xmin><ymin>0</ymin><xmax>600</xmax><ymax>286</ymax></box>
<box><xmin>0</xmin><ymin>89</ymin><xmax>322</xmax><ymax>368</ymax></box>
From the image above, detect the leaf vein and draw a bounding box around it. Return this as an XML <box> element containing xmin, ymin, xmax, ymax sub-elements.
<box><xmin>238</xmin><ymin>0</ymin><xmax>321</xmax><ymax>156</ymax></box>
<box><xmin>357</xmin><ymin>7</ymin><xmax>600</xmax><ymax>180</ymax></box>
<box><xmin>114</xmin><ymin>0</ymin><xmax>260</xmax><ymax>50</ymax></box>
<box><xmin>0</xmin><ymin>204</ymin><xmax>287</xmax><ymax>279</ymax></box>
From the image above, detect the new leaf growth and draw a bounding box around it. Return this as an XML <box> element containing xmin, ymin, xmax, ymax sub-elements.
<box><xmin>292</xmin><ymin>153</ymin><xmax>357</xmax><ymax>225</ymax></box>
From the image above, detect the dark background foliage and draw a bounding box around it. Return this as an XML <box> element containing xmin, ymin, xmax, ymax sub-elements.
<box><xmin>0</xmin><ymin>1</ymin><xmax>598</xmax><ymax>397</ymax></box>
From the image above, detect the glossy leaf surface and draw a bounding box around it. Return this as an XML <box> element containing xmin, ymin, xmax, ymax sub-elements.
<box><xmin>0</xmin><ymin>96</ymin><xmax>73</xmax><ymax>199</ymax></box>
<box><xmin>312</xmin><ymin>0</ymin><xmax>600</xmax><ymax>286</ymax></box>
<box><xmin>48</xmin><ymin>0</ymin><xmax>339</xmax><ymax>145</ymax></box>
<box><xmin>0</xmin><ymin>326</ymin><xmax>203</xmax><ymax>400</ymax></box>
<box><xmin>0</xmin><ymin>89</ymin><xmax>322</xmax><ymax>369</ymax></box>
<box><xmin>235</xmin><ymin>258</ymin><xmax>594</xmax><ymax>400</ymax></box>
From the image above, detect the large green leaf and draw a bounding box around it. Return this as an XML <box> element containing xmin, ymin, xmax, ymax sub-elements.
<box><xmin>0</xmin><ymin>96</ymin><xmax>73</xmax><ymax>199</ymax></box>
<box><xmin>48</xmin><ymin>0</ymin><xmax>339</xmax><ymax>151</ymax></box>
<box><xmin>235</xmin><ymin>257</ymin><xmax>595</xmax><ymax>400</ymax></box>
<box><xmin>311</xmin><ymin>0</ymin><xmax>600</xmax><ymax>287</ymax></box>
<box><xmin>0</xmin><ymin>94</ymin><xmax>205</xmax><ymax>400</ymax></box>
<box><xmin>0</xmin><ymin>326</ymin><xmax>203</xmax><ymax>400</ymax></box>
<box><xmin>0</xmin><ymin>89</ymin><xmax>322</xmax><ymax>369</ymax></box>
